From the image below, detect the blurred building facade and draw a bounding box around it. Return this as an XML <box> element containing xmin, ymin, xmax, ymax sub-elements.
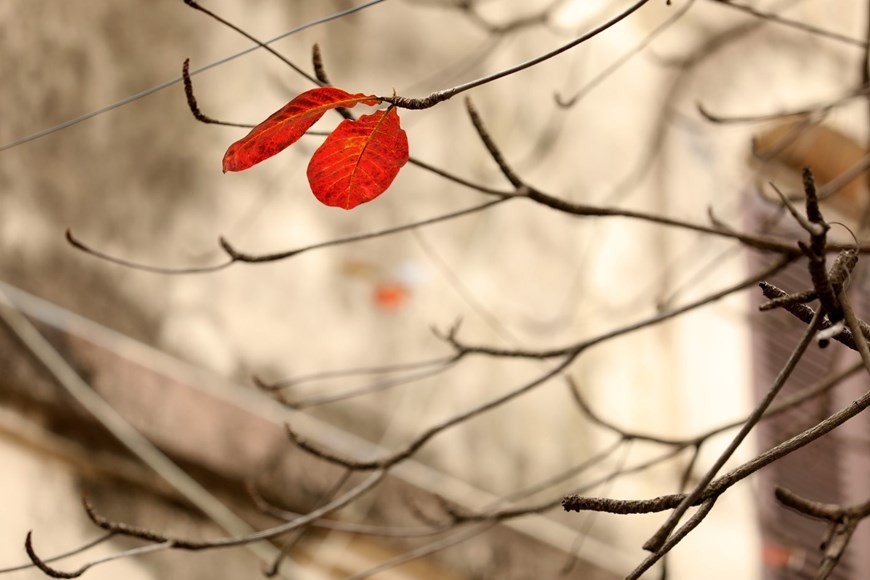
<box><xmin>2</xmin><ymin>1</ymin><xmax>868</xmax><ymax>578</ymax></box>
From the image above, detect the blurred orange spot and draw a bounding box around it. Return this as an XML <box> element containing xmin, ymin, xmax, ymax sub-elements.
<box><xmin>373</xmin><ymin>281</ymin><xmax>408</xmax><ymax>311</ymax></box>
<box><xmin>762</xmin><ymin>543</ymin><xmax>803</xmax><ymax>570</ymax></box>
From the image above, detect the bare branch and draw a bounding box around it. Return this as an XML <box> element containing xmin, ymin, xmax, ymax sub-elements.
<box><xmin>775</xmin><ymin>488</ymin><xmax>870</xmax><ymax>580</ymax></box>
<box><xmin>643</xmin><ymin>309</ymin><xmax>823</xmax><ymax>553</ymax></box>
<box><xmin>465</xmin><ymin>98</ymin><xmax>525</xmax><ymax>189</ymax></box>
<box><xmin>0</xmin><ymin>533</ymin><xmax>115</xmax><ymax>575</ymax></box>
<box><xmin>706</xmin><ymin>0</ymin><xmax>868</xmax><ymax>48</ymax></box>
<box><xmin>381</xmin><ymin>0</ymin><xmax>653</xmax><ymax>110</ymax></box>
<box><xmin>557</xmin><ymin>0</ymin><xmax>698</xmax><ymax>108</ymax></box>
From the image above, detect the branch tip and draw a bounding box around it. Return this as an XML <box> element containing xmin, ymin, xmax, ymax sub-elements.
<box><xmin>25</xmin><ymin>532</ymin><xmax>84</xmax><ymax>579</ymax></box>
<box><xmin>65</xmin><ymin>228</ymin><xmax>84</xmax><ymax>250</ymax></box>
<box><xmin>218</xmin><ymin>236</ymin><xmax>239</xmax><ymax>259</ymax></box>
<box><xmin>311</xmin><ymin>43</ymin><xmax>330</xmax><ymax>86</ymax></box>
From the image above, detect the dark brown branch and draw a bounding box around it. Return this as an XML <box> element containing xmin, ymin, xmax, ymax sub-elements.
<box><xmin>706</xmin><ymin>0</ymin><xmax>868</xmax><ymax>48</ymax></box>
<box><xmin>568</xmin><ymin>379</ymin><xmax>687</xmax><ymax>446</ymax></box>
<box><xmin>181</xmin><ymin>0</ymin><xmax>320</xmax><ymax>86</ymax></box>
<box><xmin>67</xmin><ymin>199</ymin><xmax>509</xmax><ymax>273</ymax></box>
<box><xmin>84</xmin><ymin>497</ymin><xmax>193</xmax><ymax>547</ymax></box>
<box><xmin>24</xmin><ymin>533</ymin><xmax>85</xmax><ymax>579</ymax></box>
<box><xmin>380</xmin><ymin>0</ymin><xmax>652</xmax><ymax>110</ymax></box>
<box><xmin>708</xmin><ymin>392</ymin><xmax>870</xmax><ymax>508</ymax></box>
<box><xmin>562</xmin><ymin>494</ymin><xmax>683</xmax><ymax>515</ymax></box>
<box><xmin>245</xmin><ymin>481</ymin><xmax>451</xmax><ymax>538</ymax></box>
<box><xmin>567</xmin><ymin>365</ymin><xmax>862</xmax><ymax>541</ymax></box>
<box><xmin>828</xmin><ymin>249</ymin><xmax>860</xmax><ymax>288</ymax></box>
<box><xmin>405</xmin><ymin>156</ymin><xmax>515</xmax><ymax>196</ymax></box>
<box><xmin>70</xmin><ymin>471</ymin><xmax>385</xmax><ymax>558</ymax></box>
<box><xmin>285</xmin><ymin>357</ymin><xmax>575</xmax><ymax>471</ymax></box>
<box><xmin>219</xmin><ymin>198</ymin><xmax>509</xmax><ymax>264</ymax></box>
<box><xmin>183</xmin><ymin>59</ymin><xmax>512</xmax><ymax>197</ymax></box>
<box><xmin>180</xmin><ymin>57</ymin><xmax>328</xmax><ymax>131</ymax></box>
<box><xmin>768</xmin><ymin>180</ymin><xmax>823</xmax><ymax>236</ymax></box>
<box><xmin>838</xmin><ymin>288</ymin><xmax>870</xmax><ymax>377</ymax></box>
<box><xmin>775</xmin><ymin>487</ymin><xmax>870</xmax><ymax>580</ymax></box>
<box><xmin>453</xmin><ymin>255</ymin><xmax>794</xmax><ymax>359</ymax></box>
<box><xmin>760</xmin><ymin>282</ymin><xmax>870</xmax><ymax>351</ymax></box>
<box><xmin>307</xmin><ymin>43</ymin><xmax>354</xmax><ymax>121</ymax></box>
<box><xmin>454</xmin><ymin>395</ymin><xmax>812</xmax><ymax>527</ymax></box>
<box><xmin>0</xmin><ymin>532</ymin><xmax>114</xmax><ymax>575</ymax></box>
<box><xmin>451</xmin><ymin>445</ymin><xmax>689</xmax><ymax>524</ymax></box>
<box><xmin>571</xmin><ymin>358</ymin><xmax>862</xmax><ymax>450</ymax></box>
<box><xmin>264</xmin><ymin>470</ymin><xmax>352</xmax><ymax>577</ymax></box>
<box><xmin>758</xmin><ymin>286</ymin><xmax>817</xmax><ymax>311</ymax></box>
<box><xmin>182</xmin><ymin>59</ymin><xmax>253</xmax><ymax>128</ymax></box>
<box><xmin>798</xmin><ymin>169</ymin><xmax>842</xmax><ymax>322</ymax></box>
<box><xmin>696</xmin><ymin>86</ymin><xmax>870</xmax><ymax>124</ymax></box>
<box><xmin>65</xmin><ymin>229</ymin><xmax>234</xmax><ymax>275</ymax></box>
<box><xmin>643</xmin><ymin>309</ymin><xmax>823</xmax><ymax>553</ymax></box>
<box><xmin>775</xmin><ymin>488</ymin><xmax>870</xmax><ymax>522</ymax></box>
<box><xmin>285</xmin><ymin>424</ymin><xmax>381</xmax><ymax>470</ymax></box>
<box><xmin>627</xmin><ymin>499</ymin><xmax>717</xmax><ymax>579</ymax></box>
<box><xmin>564</xmin><ymin>385</ymin><xmax>870</xmax><ymax>518</ymax></box>
<box><xmin>556</xmin><ymin>0</ymin><xmax>698</xmax><ymax>108</ymax></box>
<box><xmin>311</xmin><ymin>43</ymin><xmax>330</xmax><ymax>86</ymax></box>
<box><xmin>465</xmin><ymin>98</ymin><xmax>524</xmax><ymax>189</ymax></box>
<box><xmin>758</xmin><ymin>248</ymin><xmax>857</xmax><ymax>315</ymax></box>
<box><xmin>289</xmin><ymin>258</ymin><xmax>821</xmax><ymax>521</ymax></box>
<box><xmin>523</xmin><ymin>187</ymin><xmax>806</xmax><ymax>255</ymax></box>
<box><xmin>24</xmin><ymin>531</ymin><xmax>171</xmax><ymax>579</ymax></box>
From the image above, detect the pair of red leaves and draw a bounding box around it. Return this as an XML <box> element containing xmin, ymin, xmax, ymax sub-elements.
<box><xmin>222</xmin><ymin>87</ymin><xmax>409</xmax><ymax>210</ymax></box>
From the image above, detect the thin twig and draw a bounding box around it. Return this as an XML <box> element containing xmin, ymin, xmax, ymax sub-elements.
<box><xmin>465</xmin><ymin>98</ymin><xmax>524</xmax><ymax>189</ymax></box>
<box><xmin>255</xmin><ymin>355</ymin><xmax>459</xmax><ymax>391</ymax></box>
<box><xmin>775</xmin><ymin>487</ymin><xmax>870</xmax><ymax>580</ymax></box>
<box><xmin>67</xmin><ymin>199</ymin><xmax>509</xmax><ymax>273</ymax></box>
<box><xmin>706</xmin><ymin>0</ymin><xmax>867</xmax><ymax>47</ymax></box>
<box><xmin>565</xmin><ymin>388</ymin><xmax>870</xmax><ymax>520</ymax></box>
<box><xmin>382</xmin><ymin>0</ymin><xmax>653</xmax><ymax>109</ymax></box>
<box><xmin>452</xmin><ymin>255</ymin><xmax>794</xmax><ymax>359</ymax></box>
<box><xmin>0</xmin><ymin>532</ymin><xmax>114</xmax><ymax>575</ymax></box>
<box><xmin>642</xmin><ymin>309</ymin><xmax>823</xmax><ymax>553</ymax></box>
<box><xmin>557</xmin><ymin>0</ymin><xmax>698</xmax><ymax>108</ymax></box>
<box><xmin>0</xmin><ymin>291</ymin><xmax>290</xmax><ymax>573</ymax></box>
<box><xmin>0</xmin><ymin>0</ymin><xmax>390</xmax><ymax>152</ymax></box>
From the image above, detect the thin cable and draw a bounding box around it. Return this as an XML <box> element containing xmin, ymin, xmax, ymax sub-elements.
<box><xmin>0</xmin><ymin>0</ymin><xmax>389</xmax><ymax>153</ymax></box>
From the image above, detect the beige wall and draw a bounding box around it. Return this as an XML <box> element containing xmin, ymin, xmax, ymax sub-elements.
<box><xmin>2</xmin><ymin>1</ymin><xmax>866</xmax><ymax>578</ymax></box>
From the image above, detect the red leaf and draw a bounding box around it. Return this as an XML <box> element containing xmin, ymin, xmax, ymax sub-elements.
<box><xmin>307</xmin><ymin>108</ymin><xmax>409</xmax><ymax>209</ymax></box>
<box><xmin>222</xmin><ymin>87</ymin><xmax>378</xmax><ymax>173</ymax></box>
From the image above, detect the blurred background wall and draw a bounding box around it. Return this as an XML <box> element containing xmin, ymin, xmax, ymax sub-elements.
<box><xmin>1</xmin><ymin>1</ymin><xmax>867</xmax><ymax>578</ymax></box>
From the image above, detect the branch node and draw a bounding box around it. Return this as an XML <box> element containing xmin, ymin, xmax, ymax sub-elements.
<box><xmin>218</xmin><ymin>236</ymin><xmax>241</xmax><ymax>260</ymax></box>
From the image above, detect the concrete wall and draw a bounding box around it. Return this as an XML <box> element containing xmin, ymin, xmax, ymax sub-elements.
<box><xmin>2</xmin><ymin>0</ymin><xmax>866</xmax><ymax>577</ymax></box>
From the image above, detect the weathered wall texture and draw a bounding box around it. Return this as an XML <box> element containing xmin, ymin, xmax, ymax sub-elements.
<box><xmin>2</xmin><ymin>0</ymin><xmax>866</xmax><ymax>578</ymax></box>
